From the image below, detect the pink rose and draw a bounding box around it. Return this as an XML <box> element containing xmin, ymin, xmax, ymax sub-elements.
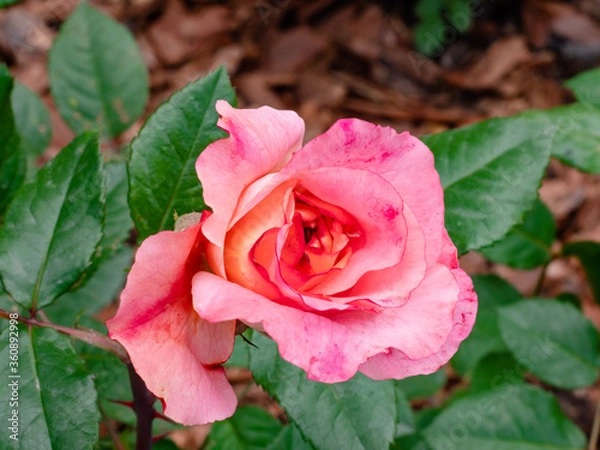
<box><xmin>107</xmin><ymin>101</ymin><xmax>477</xmax><ymax>425</ymax></box>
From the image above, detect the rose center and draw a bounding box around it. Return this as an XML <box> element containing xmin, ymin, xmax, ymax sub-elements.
<box><xmin>276</xmin><ymin>192</ymin><xmax>362</xmax><ymax>292</ymax></box>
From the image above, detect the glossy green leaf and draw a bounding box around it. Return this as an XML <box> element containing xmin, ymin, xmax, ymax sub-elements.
<box><xmin>480</xmin><ymin>199</ymin><xmax>555</xmax><ymax>269</ymax></box>
<box><xmin>498</xmin><ymin>298</ymin><xmax>600</xmax><ymax>389</ymax></box>
<box><xmin>395</xmin><ymin>369</ymin><xmax>446</xmax><ymax>400</ymax></box>
<box><xmin>422</xmin><ymin>384</ymin><xmax>586</xmax><ymax>449</ymax></box>
<box><xmin>267</xmin><ymin>425</ymin><xmax>314</xmax><ymax>450</ymax></box>
<box><xmin>128</xmin><ymin>66</ymin><xmax>235</xmax><ymax>240</ymax></box>
<box><xmin>565</xmin><ymin>67</ymin><xmax>600</xmax><ymax>107</ymax></box>
<box><xmin>452</xmin><ymin>274</ymin><xmax>521</xmax><ymax>374</ymax></box>
<box><xmin>546</xmin><ymin>103</ymin><xmax>600</xmax><ymax>173</ymax></box>
<box><xmin>11</xmin><ymin>82</ymin><xmax>52</xmax><ymax>156</ymax></box>
<box><xmin>205</xmin><ymin>406</ymin><xmax>283</xmax><ymax>450</ymax></box>
<box><xmin>48</xmin><ymin>2</ymin><xmax>148</xmax><ymax>136</ymax></box>
<box><xmin>89</xmin><ymin>160</ymin><xmax>132</xmax><ymax>269</ymax></box>
<box><xmin>0</xmin><ymin>325</ymin><xmax>99</xmax><ymax>449</ymax></box>
<box><xmin>0</xmin><ymin>132</ymin><xmax>104</xmax><ymax>310</ymax></box>
<box><xmin>469</xmin><ymin>352</ymin><xmax>525</xmax><ymax>393</ymax></box>
<box><xmin>249</xmin><ymin>333</ymin><xmax>396</xmax><ymax>450</ymax></box>
<box><xmin>563</xmin><ymin>241</ymin><xmax>600</xmax><ymax>304</ymax></box>
<box><xmin>45</xmin><ymin>247</ymin><xmax>133</xmax><ymax>326</ymax></box>
<box><xmin>423</xmin><ymin>111</ymin><xmax>554</xmax><ymax>253</ymax></box>
<box><xmin>0</xmin><ymin>64</ymin><xmax>25</xmax><ymax>216</ymax></box>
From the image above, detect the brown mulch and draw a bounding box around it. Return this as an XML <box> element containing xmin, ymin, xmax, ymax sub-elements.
<box><xmin>2</xmin><ymin>0</ymin><xmax>600</xmax><ymax>447</ymax></box>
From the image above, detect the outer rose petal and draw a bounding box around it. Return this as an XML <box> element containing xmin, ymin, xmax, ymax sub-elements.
<box><xmin>358</xmin><ymin>268</ymin><xmax>477</xmax><ymax>379</ymax></box>
<box><xmin>198</xmin><ymin>101</ymin><xmax>305</xmax><ymax>275</ymax></box>
<box><xmin>106</xmin><ymin>224</ymin><xmax>237</xmax><ymax>425</ymax></box>
<box><xmin>193</xmin><ymin>263</ymin><xmax>471</xmax><ymax>383</ymax></box>
<box><xmin>285</xmin><ymin>119</ymin><xmax>445</xmax><ymax>265</ymax></box>
<box><xmin>192</xmin><ymin>272</ymin><xmax>374</xmax><ymax>383</ymax></box>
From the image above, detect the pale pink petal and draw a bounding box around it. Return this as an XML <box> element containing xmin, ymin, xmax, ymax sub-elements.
<box><xmin>337</xmin><ymin>264</ymin><xmax>460</xmax><ymax>360</ymax></box>
<box><xmin>358</xmin><ymin>267</ymin><xmax>477</xmax><ymax>379</ymax></box>
<box><xmin>107</xmin><ymin>225</ymin><xmax>237</xmax><ymax>425</ymax></box>
<box><xmin>342</xmin><ymin>205</ymin><xmax>427</xmax><ymax>307</ymax></box>
<box><xmin>192</xmin><ymin>272</ymin><xmax>378</xmax><ymax>383</ymax></box>
<box><xmin>198</xmin><ymin>101</ymin><xmax>305</xmax><ymax>275</ymax></box>
<box><xmin>286</xmin><ymin>119</ymin><xmax>445</xmax><ymax>265</ymax></box>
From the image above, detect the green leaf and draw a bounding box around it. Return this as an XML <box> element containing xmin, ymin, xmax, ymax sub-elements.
<box><xmin>267</xmin><ymin>424</ymin><xmax>315</xmax><ymax>450</ymax></box>
<box><xmin>546</xmin><ymin>103</ymin><xmax>600</xmax><ymax>173</ymax></box>
<box><xmin>150</xmin><ymin>438</ymin><xmax>179</xmax><ymax>450</ymax></box>
<box><xmin>565</xmin><ymin>67</ymin><xmax>600</xmax><ymax>107</ymax></box>
<box><xmin>422</xmin><ymin>384</ymin><xmax>586</xmax><ymax>449</ymax></box>
<box><xmin>128</xmin><ymin>66</ymin><xmax>235</xmax><ymax>240</ymax></box>
<box><xmin>392</xmin><ymin>434</ymin><xmax>431</xmax><ymax>450</ymax></box>
<box><xmin>89</xmin><ymin>160</ymin><xmax>132</xmax><ymax>269</ymax></box>
<box><xmin>452</xmin><ymin>274</ymin><xmax>521</xmax><ymax>374</ymax></box>
<box><xmin>445</xmin><ymin>0</ymin><xmax>472</xmax><ymax>32</ymax></box>
<box><xmin>422</xmin><ymin>111</ymin><xmax>555</xmax><ymax>253</ymax></box>
<box><xmin>45</xmin><ymin>247</ymin><xmax>133</xmax><ymax>326</ymax></box>
<box><xmin>480</xmin><ymin>199</ymin><xmax>555</xmax><ymax>269</ymax></box>
<box><xmin>224</xmin><ymin>335</ymin><xmax>252</xmax><ymax>368</ymax></box>
<box><xmin>414</xmin><ymin>15</ymin><xmax>446</xmax><ymax>57</ymax></box>
<box><xmin>469</xmin><ymin>352</ymin><xmax>525</xmax><ymax>393</ymax></box>
<box><xmin>395</xmin><ymin>369</ymin><xmax>446</xmax><ymax>400</ymax></box>
<box><xmin>0</xmin><ymin>64</ymin><xmax>25</xmax><ymax>216</ymax></box>
<box><xmin>563</xmin><ymin>241</ymin><xmax>600</xmax><ymax>304</ymax></box>
<box><xmin>11</xmin><ymin>82</ymin><xmax>52</xmax><ymax>156</ymax></box>
<box><xmin>0</xmin><ymin>132</ymin><xmax>104</xmax><ymax>310</ymax></box>
<box><xmin>0</xmin><ymin>324</ymin><xmax>99</xmax><ymax>449</ymax></box>
<box><xmin>0</xmin><ymin>0</ymin><xmax>19</xmax><ymax>8</ymax></box>
<box><xmin>249</xmin><ymin>333</ymin><xmax>396</xmax><ymax>450</ymax></box>
<box><xmin>395</xmin><ymin>387</ymin><xmax>416</xmax><ymax>438</ymax></box>
<box><xmin>498</xmin><ymin>298</ymin><xmax>600</xmax><ymax>389</ymax></box>
<box><xmin>48</xmin><ymin>2</ymin><xmax>148</xmax><ymax>137</ymax></box>
<box><xmin>415</xmin><ymin>0</ymin><xmax>443</xmax><ymax>18</ymax></box>
<box><xmin>205</xmin><ymin>406</ymin><xmax>283</xmax><ymax>450</ymax></box>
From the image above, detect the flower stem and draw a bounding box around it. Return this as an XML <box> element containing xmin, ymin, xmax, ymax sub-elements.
<box><xmin>589</xmin><ymin>395</ymin><xmax>600</xmax><ymax>450</ymax></box>
<box><xmin>0</xmin><ymin>308</ymin><xmax>128</xmax><ymax>361</ymax></box>
<box><xmin>127</xmin><ymin>363</ymin><xmax>156</xmax><ymax>450</ymax></box>
<box><xmin>532</xmin><ymin>261</ymin><xmax>550</xmax><ymax>297</ymax></box>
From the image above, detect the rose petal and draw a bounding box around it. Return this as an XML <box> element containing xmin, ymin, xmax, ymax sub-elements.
<box><xmin>358</xmin><ymin>267</ymin><xmax>477</xmax><ymax>379</ymax></box>
<box><xmin>337</xmin><ymin>264</ymin><xmax>460</xmax><ymax>360</ymax></box>
<box><xmin>297</xmin><ymin>167</ymin><xmax>407</xmax><ymax>295</ymax></box>
<box><xmin>107</xmin><ymin>225</ymin><xmax>237</xmax><ymax>425</ymax></box>
<box><xmin>286</xmin><ymin>118</ymin><xmax>445</xmax><ymax>265</ymax></box>
<box><xmin>192</xmin><ymin>263</ymin><xmax>473</xmax><ymax>384</ymax></box>
<box><xmin>198</xmin><ymin>101</ymin><xmax>305</xmax><ymax>275</ymax></box>
<box><xmin>223</xmin><ymin>183</ymin><xmax>296</xmax><ymax>303</ymax></box>
<box><xmin>342</xmin><ymin>204</ymin><xmax>427</xmax><ymax>307</ymax></box>
<box><xmin>192</xmin><ymin>272</ymin><xmax>375</xmax><ymax>382</ymax></box>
